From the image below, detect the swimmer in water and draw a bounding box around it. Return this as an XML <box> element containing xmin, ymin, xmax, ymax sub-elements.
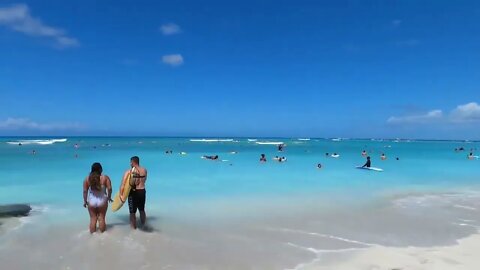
<box><xmin>317</xmin><ymin>163</ymin><xmax>322</xmax><ymax>169</ymax></box>
<box><xmin>278</xmin><ymin>144</ymin><xmax>284</xmax><ymax>152</ymax></box>
<box><xmin>381</xmin><ymin>153</ymin><xmax>387</xmax><ymax>160</ymax></box>
<box><xmin>362</xmin><ymin>156</ymin><xmax>371</xmax><ymax>168</ymax></box>
<box><xmin>203</xmin><ymin>155</ymin><xmax>219</xmax><ymax>160</ymax></box>
<box><xmin>468</xmin><ymin>153</ymin><xmax>475</xmax><ymax>160</ymax></box>
<box><xmin>260</xmin><ymin>154</ymin><xmax>267</xmax><ymax>163</ymax></box>
<box><xmin>361</xmin><ymin>150</ymin><xmax>367</xmax><ymax>157</ymax></box>
<box><xmin>325</xmin><ymin>153</ymin><xmax>329</xmax><ymax>157</ymax></box>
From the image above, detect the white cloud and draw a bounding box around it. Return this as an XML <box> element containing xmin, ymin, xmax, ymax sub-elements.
<box><xmin>388</xmin><ymin>102</ymin><xmax>480</xmax><ymax>125</ymax></box>
<box><xmin>387</xmin><ymin>110</ymin><xmax>443</xmax><ymax>124</ymax></box>
<box><xmin>450</xmin><ymin>102</ymin><xmax>480</xmax><ymax>122</ymax></box>
<box><xmin>160</xmin><ymin>23</ymin><xmax>181</xmax><ymax>35</ymax></box>
<box><xmin>162</xmin><ymin>54</ymin><xmax>183</xmax><ymax>66</ymax></box>
<box><xmin>0</xmin><ymin>4</ymin><xmax>79</xmax><ymax>47</ymax></box>
<box><xmin>0</xmin><ymin>117</ymin><xmax>84</xmax><ymax>131</ymax></box>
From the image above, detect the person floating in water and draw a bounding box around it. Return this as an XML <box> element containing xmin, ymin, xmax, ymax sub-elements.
<box><xmin>260</xmin><ymin>154</ymin><xmax>267</xmax><ymax>163</ymax></box>
<box><xmin>362</xmin><ymin>156</ymin><xmax>371</xmax><ymax>168</ymax></box>
<box><xmin>317</xmin><ymin>163</ymin><xmax>322</xmax><ymax>169</ymax></box>
<box><xmin>121</xmin><ymin>156</ymin><xmax>148</xmax><ymax>230</ymax></box>
<box><xmin>381</xmin><ymin>153</ymin><xmax>387</xmax><ymax>160</ymax></box>
<box><xmin>278</xmin><ymin>144</ymin><xmax>284</xmax><ymax>152</ymax></box>
<box><xmin>203</xmin><ymin>155</ymin><xmax>219</xmax><ymax>160</ymax></box>
<box><xmin>467</xmin><ymin>152</ymin><xmax>476</xmax><ymax>160</ymax></box>
<box><xmin>325</xmin><ymin>153</ymin><xmax>329</xmax><ymax>157</ymax></box>
<box><xmin>83</xmin><ymin>162</ymin><xmax>113</xmax><ymax>233</ymax></box>
<box><xmin>361</xmin><ymin>150</ymin><xmax>367</xmax><ymax>157</ymax></box>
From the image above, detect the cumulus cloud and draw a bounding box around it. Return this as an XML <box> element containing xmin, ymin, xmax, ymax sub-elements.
<box><xmin>160</xmin><ymin>23</ymin><xmax>181</xmax><ymax>35</ymax></box>
<box><xmin>162</xmin><ymin>54</ymin><xmax>183</xmax><ymax>66</ymax></box>
<box><xmin>387</xmin><ymin>110</ymin><xmax>443</xmax><ymax>124</ymax></box>
<box><xmin>0</xmin><ymin>4</ymin><xmax>79</xmax><ymax>47</ymax></box>
<box><xmin>0</xmin><ymin>118</ymin><xmax>84</xmax><ymax>131</ymax></box>
<box><xmin>450</xmin><ymin>102</ymin><xmax>480</xmax><ymax>122</ymax></box>
<box><xmin>388</xmin><ymin>102</ymin><xmax>480</xmax><ymax>125</ymax></box>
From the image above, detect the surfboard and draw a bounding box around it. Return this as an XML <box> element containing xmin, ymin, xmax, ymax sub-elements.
<box><xmin>331</xmin><ymin>154</ymin><xmax>340</xmax><ymax>158</ymax></box>
<box><xmin>356</xmin><ymin>166</ymin><xmax>383</xmax><ymax>172</ymax></box>
<box><xmin>111</xmin><ymin>171</ymin><xmax>132</xmax><ymax>212</ymax></box>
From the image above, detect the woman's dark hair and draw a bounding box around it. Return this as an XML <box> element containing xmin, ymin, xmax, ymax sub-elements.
<box><xmin>89</xmin><ymin>163</ymin><xmax>103</xmax><ymax>190</ymax></box>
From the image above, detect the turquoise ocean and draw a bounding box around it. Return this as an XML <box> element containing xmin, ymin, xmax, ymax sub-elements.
<box><xmin>0</xmin><ymin>137</ymin><xmax>479</xmax><ymax>222</ymax></box>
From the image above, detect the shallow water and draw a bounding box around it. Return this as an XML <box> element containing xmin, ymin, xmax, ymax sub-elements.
<box><xmin>0</xmin><ymin>137</ymin><xmax>479</xmax><ymax>269</ymax></box>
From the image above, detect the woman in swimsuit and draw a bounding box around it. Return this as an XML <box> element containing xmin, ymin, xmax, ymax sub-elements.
<box><xmin>83</xmin><ymin>162</ymin><xmax>113</xmax><ymax>233</ymax></box>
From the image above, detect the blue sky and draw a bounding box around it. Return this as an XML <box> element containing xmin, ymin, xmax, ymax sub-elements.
<box><xmin>0</xmin><ymin>0</ymin><xmax>479</xmax><ymax>139</ymax></box>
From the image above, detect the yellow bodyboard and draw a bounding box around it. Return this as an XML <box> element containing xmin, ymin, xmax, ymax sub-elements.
<box><xmin>111</xmin><ymin>172</ymin><xmax>132</xmax><ymax>212</ymax></box>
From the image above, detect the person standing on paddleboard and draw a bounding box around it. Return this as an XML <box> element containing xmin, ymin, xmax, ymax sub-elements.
<box><xmin>120</xmin><ymin>156</ymin><xmax>148</xmax><ymax>229</ymax></box>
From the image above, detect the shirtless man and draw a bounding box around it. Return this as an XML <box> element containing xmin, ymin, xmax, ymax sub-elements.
<box><xmin>120</xmin><ymin>156</ymin><xmax>148</xmax><ymax>229</ymax></box>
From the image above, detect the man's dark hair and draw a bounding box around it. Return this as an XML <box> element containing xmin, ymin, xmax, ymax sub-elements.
<box><xmin>131</xmin><ymin>156</ymin><xmax>140</xmax><ymax>164</ymax></box>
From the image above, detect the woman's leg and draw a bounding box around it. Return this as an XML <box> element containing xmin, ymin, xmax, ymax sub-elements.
<box><xmin>98</xmin><ymin>202</ymin><xmax>108</xmax><ymax>233</ymax></box>
<box><xmin>88</xmin><ymin>206</ymin><xmax>98</xmax><ymax>233</ymax></box>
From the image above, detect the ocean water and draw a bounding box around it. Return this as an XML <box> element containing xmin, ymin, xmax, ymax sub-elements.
<box><xmin>1</xmin><ymin>137</ymin><xmax>478</xmax><ymax>217</ymax></box>
<box><xmin>1</xmin><ymin>137</ymin><xmax>480</xmax><ymax>269</ymax></box>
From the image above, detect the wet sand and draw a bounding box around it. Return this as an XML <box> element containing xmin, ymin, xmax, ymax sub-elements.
<box><xmin>1</xmin><ymin>191</ymin><xmax>479</xmax><ymax>270</ymax></box>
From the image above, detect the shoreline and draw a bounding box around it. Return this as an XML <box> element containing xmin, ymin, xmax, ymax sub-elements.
<box><xmin>0</xmin><ymin>189</ymin><xmax>479</xmax><ymax>269</ymax></box>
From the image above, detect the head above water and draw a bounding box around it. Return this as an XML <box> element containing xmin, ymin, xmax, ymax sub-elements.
<box><xmin>367</xmin><ymin>156</ymin><xmax>371</xmax><ymax>160</ymax></box>
<box><xmin>130</xmin><ymin>156</ymin><xmax>140</xmax><ymax>166</ymax></box>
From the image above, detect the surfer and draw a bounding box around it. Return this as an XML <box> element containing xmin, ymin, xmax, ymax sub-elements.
<box><xmin>83</xmin><ymin>162</ymin><xmax>113</xmax><ymax>233</ymax></box>
<box><xmin>121</xmin><ymin>156</ymin><xmax>148</xmax><ymax>229</ymax></box>
<box><xmin>203</xmin><ymin>155</ymin><xmax>219</xmax><ymax>160</ymax></box>
<box><xmin>260</xmin><ymin>154</ymin><xmax>267</xmax><ymax>163</ymax></box>
<box><xmin>362</xmin><ymin>156</ymin><xmax>371</xmax><ymax>168</ymax></box>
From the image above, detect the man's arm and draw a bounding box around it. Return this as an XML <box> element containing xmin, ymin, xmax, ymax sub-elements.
<box><xmin>105</xmin><ymin>176</ymin><xmax>113</xmax><ymax>202</ymax></box>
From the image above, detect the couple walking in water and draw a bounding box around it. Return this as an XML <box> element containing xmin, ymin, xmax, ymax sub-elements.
<box><xmin>82</xmin><ymin>156</ymin><xmax>148</xmax><ymax>233</ymax></box>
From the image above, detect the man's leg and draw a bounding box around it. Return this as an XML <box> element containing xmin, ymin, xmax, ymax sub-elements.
<box><xmin>130</xmin><ymin>213</ymin><xmax>137</xmax><ymax>229</ymax></box>
<box><xmin>138</xmin><ymin>189</ymin><xmax>146</xmax><ymax>226</ymax></box>
<box><xmin>128</xmin><ymin>192</ymin><xmax>137</xmax><ymax>229</ymax></box>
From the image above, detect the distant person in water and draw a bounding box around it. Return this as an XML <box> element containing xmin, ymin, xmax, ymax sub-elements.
<box><xmin>31</xmin><ymin>150</ymin><xmax>36</xmax><ymax>155</ymax></box>
<box><xmin>83</xmin><ymin>162</ymin><xmax>112</xmax><ymax>233</ymax></box>
<box><xmin>278</xmin><ymin>144</ymin><xmax>284</xmax><ymax>152</ymax></box>
<box><xmin>325</xmin><ymin>153</ymin><xmax>329</xmax><ymax>157</ymax></box>
<box><xmin>396</xmin><ymin>157</ymin><xmax>400</xmax><ymax>160</ymax></box>
<box><xmin>381</xmin><ymin>153</ymin><xmax>387</xmax><ymax>160</ymax></box>
<box><xmin>317</xmin><ymin>163</ymin><xmax>322</xmax><ymax>169</ymax></box>
<box><xmin>362</xmin><ymin>156</ymin><xmax>371</xmax><ymax>168</ymax></box>
<box><xmin>468</xmin><ymin>153</ymin><xmax>475</xmax><ymax>160</ymax></box>
<box><xmin>361</xmin><ymin>150</ymin><xmax>367</xmax><ymax>157</ymax></box>
<box><xmin>121</xmin><ymin>156</ymin><xmax>148</xmax><ymax>229</ymax></box>
<box><xmin>203</xmin><ymin>155</ymin><xmax>219</xmax><ymax>160</ymax></box>
<box><xmin>260</xmin><ymin>154</ymin><xmax>267</xmax><ymax>163</ymax></box>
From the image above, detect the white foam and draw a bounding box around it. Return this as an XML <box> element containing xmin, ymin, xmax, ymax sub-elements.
<box><xmin>270</xmin><ymin>227</ymin><xmax>379</xmax><ymax>247</ymax></box>
<box><xmin>453</xmin><ymin>205</ymin><xmax>477</xmax><ymax>211</ymax></box>
<box><xmin>297</xmin><ymin>138</ymin><xmax>311</xmax><ymax>141</ymax></box>
<box><xmin>6</xmin><ymin>138</ymin><xmax>67</xmax><ymax>145</ymax></box>
<box><xmin>189</xmin><ymin>139</ymin><xmax>234</xmax><ymax>142</ymax></box>
<box><xmin>247</xmin><ymin>139</ymin><xmax>258</xmax><ymax>142</ymax></box>
<box><xmin>255</xmin><ymin>141</ymin><xmax>284</xmax><ymax>145</ymax></box>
